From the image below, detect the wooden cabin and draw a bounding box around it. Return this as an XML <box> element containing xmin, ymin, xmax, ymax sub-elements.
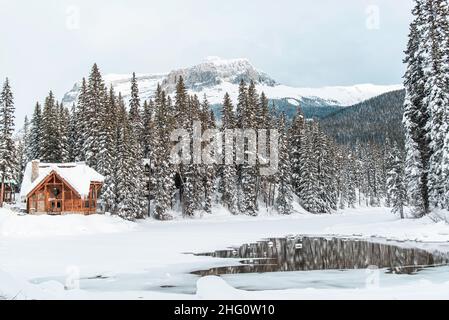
<box><xmin>20</xmin><ymin>160</ymin><xmax>104</xmax><ymax>215</ymax></box>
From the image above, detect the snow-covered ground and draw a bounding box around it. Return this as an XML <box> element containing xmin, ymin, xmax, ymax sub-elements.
<box><xmin>1</xmin><ymin>206</ymin><xmax>449</xmax><ymax>300</ymax></box>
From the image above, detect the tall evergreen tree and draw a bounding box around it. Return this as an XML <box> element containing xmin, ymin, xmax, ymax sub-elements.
<box><xmin>84</xmin><ymin>64</ymin><xmax>107</xmax><ymax>169</ymax></box>
<box><xmin>40</xmin><ymin>91</ymin><xmax>59</xmax><ymax>163</ymax></box>
<box><xmin>219</xmin><ymin>93</ymin><xmax>239</xmax><ymax>214</ymax></box>
<box><xmin>153</xmin><ymin>85</ymin><xmax>175</xmax><ymax>220</ymax></box>
<box><xmin>75</xmin><ymin>78</ymin><xmax>88</xmax><ymax>161</ymax></box>
<box><xmin>289</xmin><ymin>112</ymin><xmax>305</xmax><ymax>197</ymax></box>
<box><xmin>387</xmin><ymin>143</ymin><xmax>407</xmax><ymax>219</ymax></box>
<box><xmin>129</xmin><ymin>72</ymin><xmax>144</xmax><ymax>144</ymax></box>
<box><xmin>67</xmin><ymin>104</ymin><xmax>78</xmax><ymax>162</ymax></box>
<box><xmin>275</xmin><ymin>113</ymin><xmax>293</xmax><ymax>215</ymax></box>
<box><xmin>58</xmin><ymin>103</ymin><xmax>70</xmax><ymax>162</ymax></box>
<box><xmin>22</xmin><ymin>116</ymin><xmax>32</xmax><ymax>166</ymax></box>
<box><xmin>239</xmin><ymin>81</ymin><xmax>258</xmax><ymax>216</ymax></box>
<box><xmin>424</xmin><ymin>0</ymin><xmax>449</xmax><ymax>209</ymax></box>
<box><xmin>201</xmin><ymin>95</ymin><xmax>216</xmax><ymax>214</ymax></box>
<box><xmin>29</xmin><ymin>102</ymin><xmax>43</xmax><ymax>160</ymax></box>
<box><xmin>403</xmin><ymin>0</ymin><xmax>430</xmax><ymax>216</ymax></box>
<box><xmin>101</xmin><ymin>89</ymin><xmax>119</xmax><ymax>214</ymax></box>
<box><xmin>0</xmin><ymin>78</ymin><xmax>16</xmax><ymax>207</ymax></box>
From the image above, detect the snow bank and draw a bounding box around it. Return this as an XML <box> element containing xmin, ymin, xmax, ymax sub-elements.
<box><xmin>0</xmin><ymin>269</ymin><xmax>64</xmax><ymax>300</ymax></box>
<box><xmin>195</xmin><ymin>275</ymin><xmax>449</xmax><ymax>300</ymax></box>
<box><xmin>322</xmin><ymin>207</ymin><xmax>449</xmax><ymax>243</ymax></box>
<box><xmin>0</xmin><ymin>208</ymin><xmax>135</xmax><ymax>238</ymax></box>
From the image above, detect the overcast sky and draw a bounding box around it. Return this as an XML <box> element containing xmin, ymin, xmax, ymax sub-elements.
<box><xmin>0</xmin><ymin>0</ymin><xmax>413</xmax><ymax>125</ymax></box>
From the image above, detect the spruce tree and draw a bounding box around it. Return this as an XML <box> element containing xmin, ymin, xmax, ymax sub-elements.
<box><xmin>0</xmin><ymin>78</ymin><xmax>16</xmax><ymax>207</ymax></box>
<box><xmin>101</xmin><ymin>89</ymin><xmax>119</xmax><ymax>214</ymax></box>
<box><xmin>288</xmin><ymin>112</ymin><xmax>305</xmax><ymax>197</ymax></box>
<box><xmin>29</xmin><ymin>102</ymin><xmax>43</xmax><ymax>161</ymax></box>
<box><xmin>403</xmin><ymin>0</ymin><xmax>430</xmax><ymax>216</ymax></box>
<box><xmin>201</xmin><ymin>95</ymin><xmax>216</xmax><ymax>214</ymax></box>
<box><xmin>239</xmin><ymin>81</ymin><xmax>259</xmax><ymax>216</ymax></box>
<box><xmin>275</xmin><ymin>113</ymin><xmax>293</xmax><ymax>215</ymax></box>
<box><xmin>298</xmin><ymin>122</ymin><xmax>321</xmax><ymax>213</ymax></box>
<box><xmin>84</xmin><ymin>64</ymin><xmax>107</xmax><ymax>169</ymax></box>
<box><xmin>129</xmin><ymin>72</ymin><xmax>144</xmax><ymax>145</ymax></box>
<box><xmin>58</xmin><ymin>103</ymin><xmax>70</xmax><ymax>162</ymax></box>
<box><xmin>67</xmin><ymin>104</ymin><xmax>78</xmax><ymax>162</ymax></box>
<box><xmin>40</xmin><ymin>91</ymin><xmax>59</xmax><ymax>163</ymax></box>
<box><xmin>153</xmin><ymin>84</ymin><xmax>175</xmax><ymax>220</ymax></box>
<box><xmin>387</xmin><ymin>143</ymin><xmax>407</xmax><ymax>219</ymax></box>
<box><xmin>219</xmin><ymin>93</ymin><xmax>239</xmax><ymax>214</ymax></box>
<box><xmin>22</xmin><ymin>116</ymin><xmax>32</xmax><ymax>166</ymax></box>
<box><xmin>75</xmin><ymin>78</ymin><xmax>88</xmax><ymax>161</ymax></box>
<box><xmin>424</xmin><ymin>0</ymin><xmax>449</xmax><ymax>209</ymax></box>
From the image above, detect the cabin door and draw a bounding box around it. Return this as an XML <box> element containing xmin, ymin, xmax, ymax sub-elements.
<box><xmin>48</xmin><ymin>185</ymin><xmax>63</xmax><ymax>214</ymax></box>
<box><xmin>49</xmin><ymin>199</ymin><xmax>62</xmax><ymax>214</ymax></box>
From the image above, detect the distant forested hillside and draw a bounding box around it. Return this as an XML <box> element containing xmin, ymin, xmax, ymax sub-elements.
<box><xmin>320</xmin><ymin>90</ymin><xmax>405</xmax><ymax>148</ymax></box>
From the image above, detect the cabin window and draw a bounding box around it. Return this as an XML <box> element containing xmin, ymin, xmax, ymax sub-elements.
<box><xmin>57</xmin><ymin>202</ymin><xmax>61</xmax><ymax>209</ymax></box>
<box><xmin>85</xmin><ymin>201</ymin><xmax>90</xmax><ymax>208</ymax></box>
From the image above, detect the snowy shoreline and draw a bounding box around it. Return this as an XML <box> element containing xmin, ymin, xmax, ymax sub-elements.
<box><xmin>1</xmin><ymin>206</ymin><xmax>449</xmax><ymax>300</ymax></box>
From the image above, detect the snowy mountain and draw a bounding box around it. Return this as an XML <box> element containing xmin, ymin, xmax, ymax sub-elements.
<box><xmin>62</xmin><ymin>57</ymin><xmax>402</xmax><ymax>113</ymax></box>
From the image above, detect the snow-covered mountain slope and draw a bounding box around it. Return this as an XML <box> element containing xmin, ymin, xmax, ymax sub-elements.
<box><xmin>62</xmin><ymin>57</ymin><xmax>402</xmax><ymax>109</ymax></box>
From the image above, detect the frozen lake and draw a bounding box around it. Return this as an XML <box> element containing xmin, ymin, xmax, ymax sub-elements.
<box><xmin>3</xmin><ymin>207</ymin><xmax>449</xmax><ymax>299</ymax></box>
<box><xmin>31</xmin><ymin>235</ymin><xmax>449</xmax><ymax>295</ymax></box>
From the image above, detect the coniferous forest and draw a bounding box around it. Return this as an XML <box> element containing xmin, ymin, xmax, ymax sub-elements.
<box><xmin>1</xmin><ymin>64</ymin><xmax>404</xmax><ymax>220</ymax></box>
<box><xmin>0</xmin><ymin>0</ymin><xmax>448</xmax><ymax>223</ymax></box>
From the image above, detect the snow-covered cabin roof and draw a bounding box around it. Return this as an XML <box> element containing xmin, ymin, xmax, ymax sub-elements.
<box><xmin>20</xmin><ymin>161</ymin><xmax>104</xmax><ymax>200</ymax></box>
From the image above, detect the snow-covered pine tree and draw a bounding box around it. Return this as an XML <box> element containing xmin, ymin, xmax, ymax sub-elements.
<box><xmin>127</xmin><ymin>77</ymin><xmax>147</xmax><ymax>219</ymax></box>
<box><xmin>129</xmin><ymin>72</ymin><xmax>144</xmax><ymax>146</ymax></box>
<box><xmin>114</xmin><ymin>94</ymin><xmax>135</xmax><ymax>220</ymax></box>
<box><xmin>275</xmin><ymin>113</ymin><xmax>293</xmax><ymax>215</ymax></box>
<box><xmin>239</xmin><ymin>80</ymin><xmax>259</xmax><ymax>216</ymax></box>
<box><xmin>142</xmin><ymin>99</ymin><xmax>155</xmax><ymax>159</ymax></box>
<box><xmin>100</xmin><ymin>88</ymin><xmax>119</xmax><ymax>214</ymax></box>
<box><xmin>265</xmin><ymin>102</ymin><xmax>279</xmax><ymax>208</ymax></box>
<box><xmin>236</xmin><ymin>80</ymin><xmax>247</xmax><ymax>129</ymax></box>
<box><xmin>200</xmin><ymin>95</ymin><xmax>216</xmax><ymax>214</ymax></box>
<box><xmin>97</xmin><ymin>86</ymin><xmax>116</xmax><ymax>180</ymax></box>
<box><xmin>153</xmin><ymin>84</ymin><xmax>175</xmax><ymax>220</ymax></box>
<box><xmin>58</xmin><ymin>103</ymin><xmax>70</xmax><ymax>162</ymax></box>
<box><xmin>288</xmin><ymin>111</ymin><xmax>305</xmax><ymax>198</ymax></box>
<box><xmin>142</xmin><ymin>99</ymin><xmax>156</xmax><ymax>214</ymax></box>
<box><xmin>174</xmin><ymin>77</ymin><xmax>198</xmax><ymax>217</ymax></box>
<box><xmin>14</xmin><ymin>132</ymin><xmax>24</xmax><ymax>185</ymax></box>
<box><xmin>0</xmin><ymin>78</ymin><xmax>16</xmax><ymax>207</ymax></box>
<box><xmin>342</xmin><ymin>152</ymin><xmax>357</xmax><ymax>208</ymax></box>
<box><xmin>84</xmin><ymin>64</ymin><xmax>107</xmax><ymax>169</ymax></box>
<box><xmin>75</xmin><ymin>78</ymin><xmax>88</xmax><ymax>162</ymax></box>
<box><xmin>67</xmin><ymin>104</ymin><xmax>78</xmax><ymax>162</ymax></box>
<box><xmin>29</xmin><ymin>102</ymin><xmax>43</xmax><ymax>161</ymax></box>
<box><xmin>314</xmin><ymin>123</ymin><xmax>334</xmax><ymax>213</ymax></box>
<box><xmin>219</xmin><ymin>93</ymin><xmax>239</xmax><ymax>214</ymax></box>
<box><xmin>298</xmin><ymin>122</ymin><xmax>321</xmax><ymax>213</ymax></box>
<box><xmin>257</xmin><ymin>92</ymin><xmax>272</xmax><ymax>209</ymax></box>
<box><xmin>402</xmin><ymin>0</ymin><xmax>431</xmax><ymax>216</ymax></box>
<box><xmin>382</xmin><ymin>138</ymin><xmax>394</xmax><ymax>207</ymax></box>
<box><xmin>40</xmin><ymin>91</ymin><xmax>59</xmax><ymax>163</ymax></box>
<box><xmin>22</xmin><ymin>116</ymin><xmax>32</xmax><ymax>167</ymax></box>
<box><xmin>387</xmin><ymin>143</ymin><xmax>407</xmax><ymax>219</ymax></box>
<box><xmin>423</xmin><ymin>0</ymin><xmax>449</xmax><ymax>209</ymax></box>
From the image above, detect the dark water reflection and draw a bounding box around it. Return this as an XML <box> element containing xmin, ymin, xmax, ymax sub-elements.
<box><xmin>193</xmin><ymin>236</ymin><xmax>449</xmax><ymax>276</ymax></box>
